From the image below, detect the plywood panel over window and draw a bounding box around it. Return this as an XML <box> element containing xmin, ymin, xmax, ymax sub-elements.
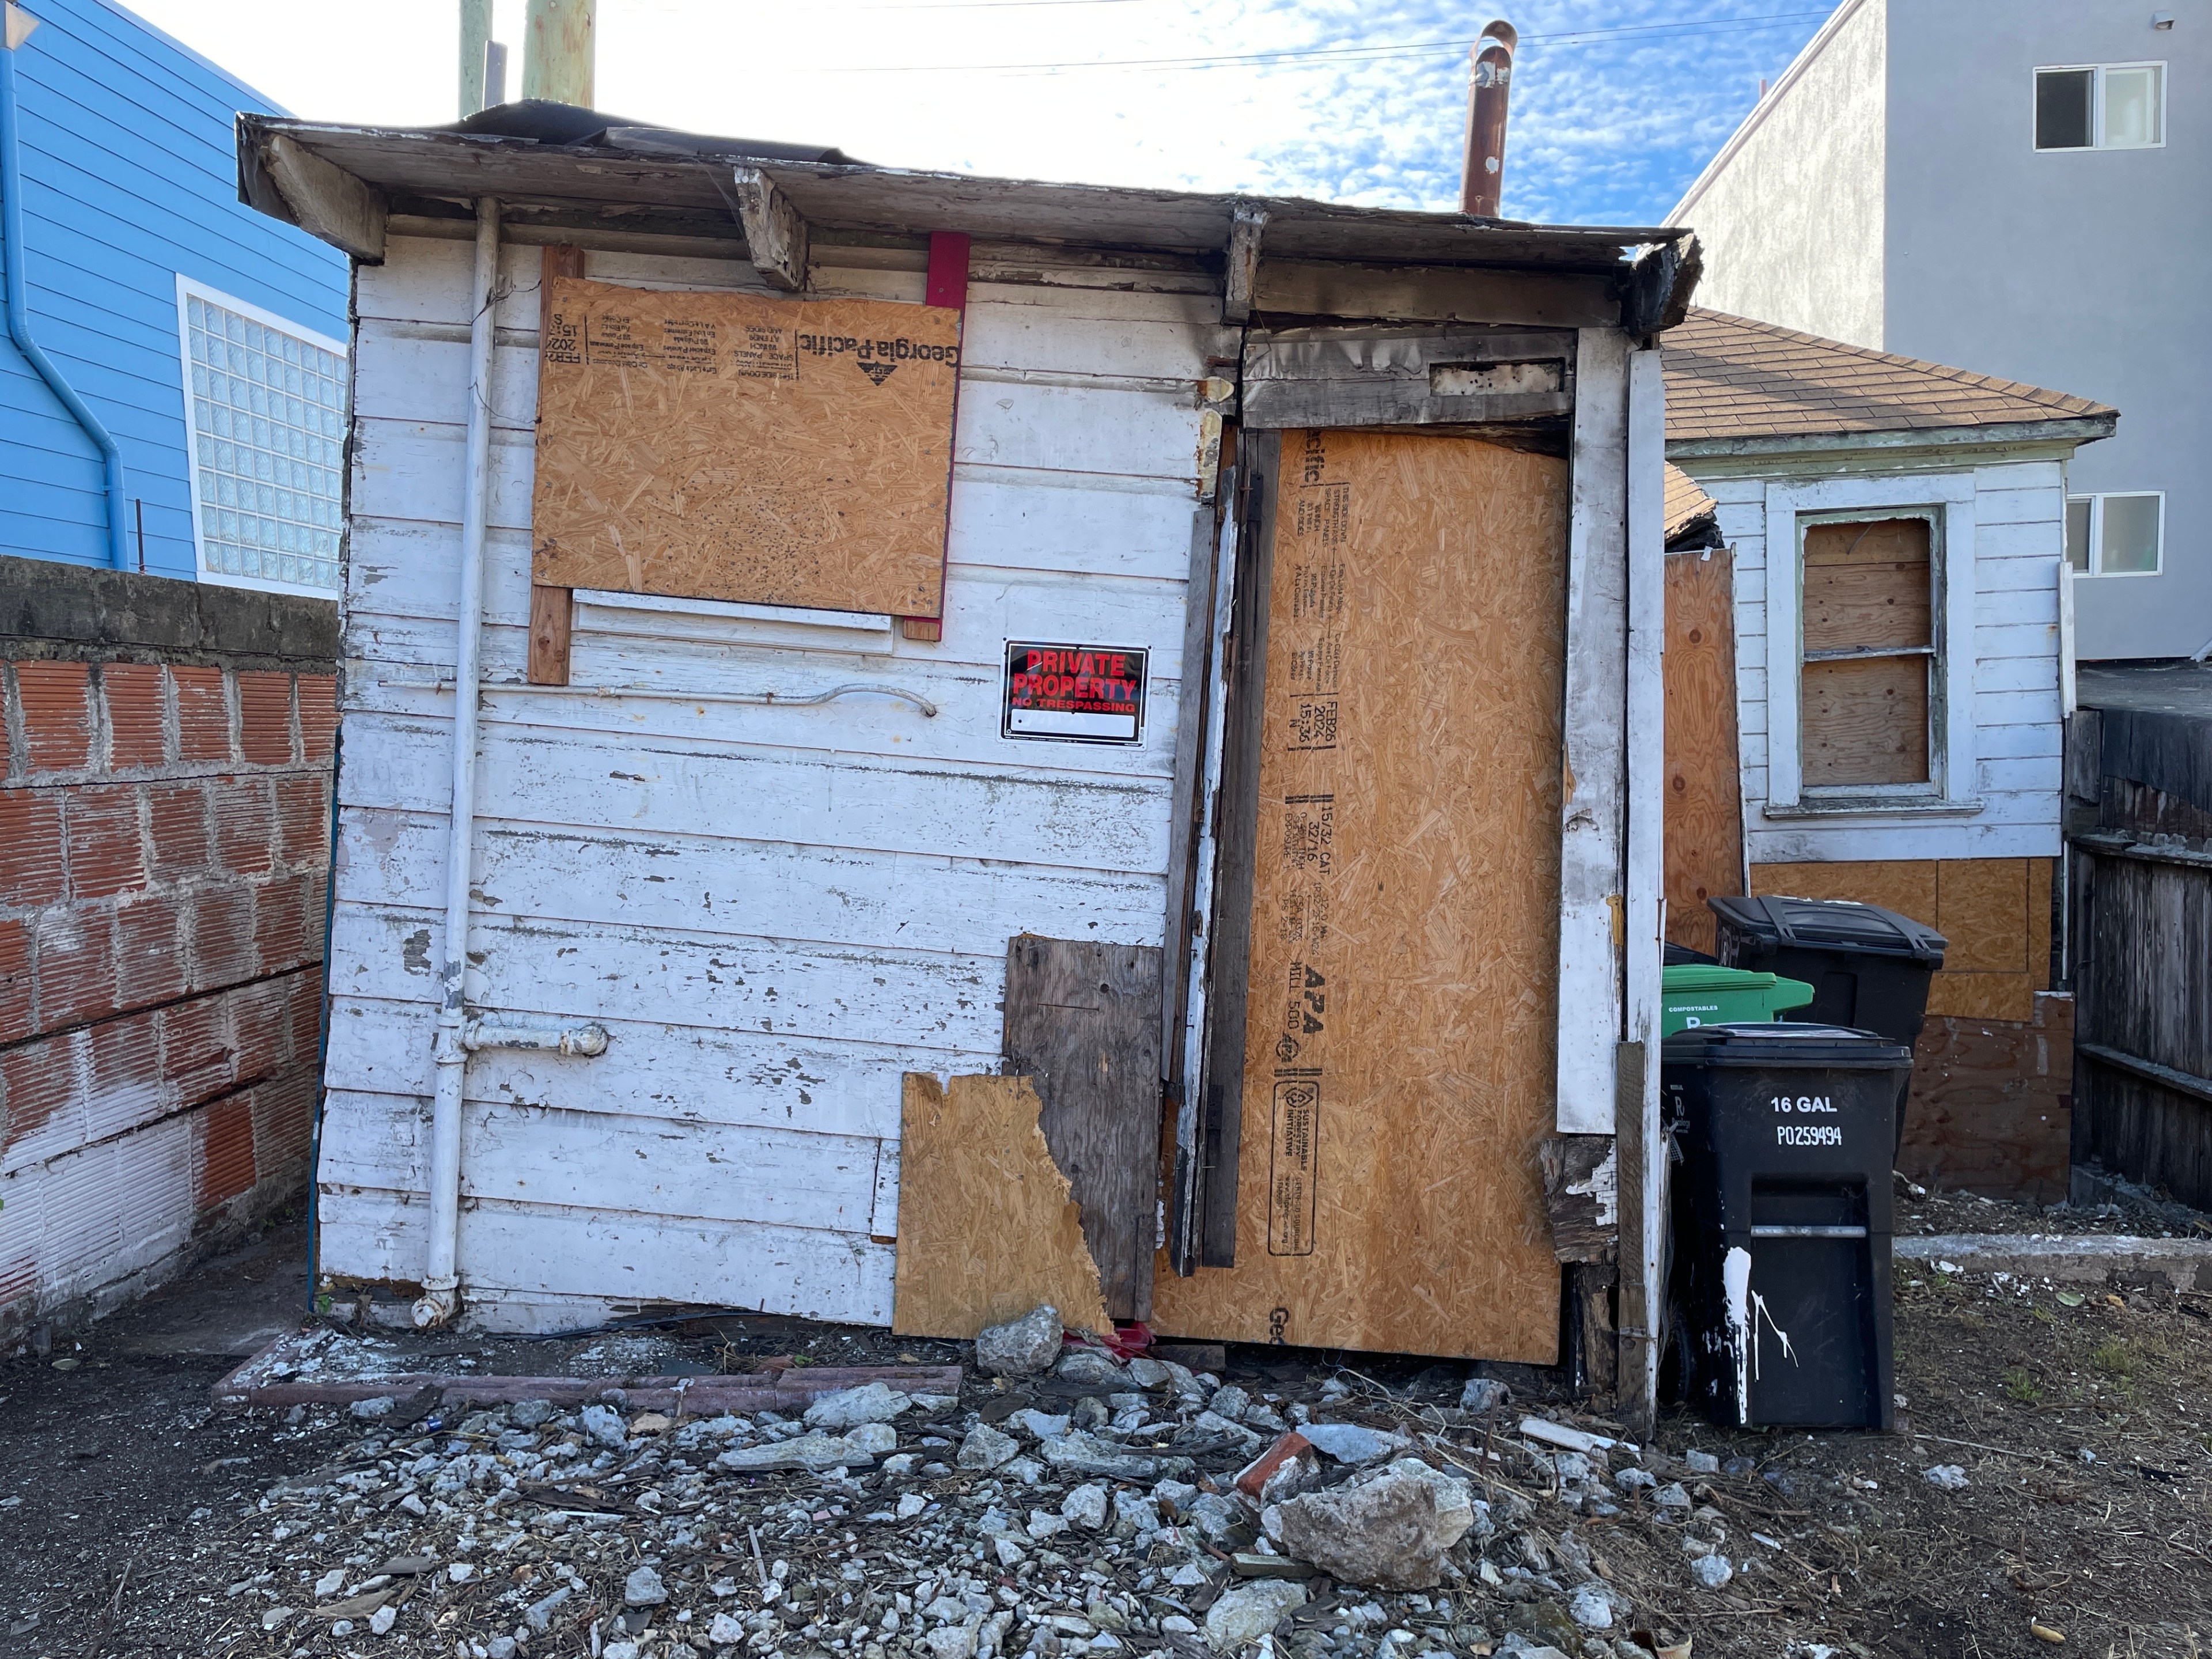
<box><xmin>529</xmin><ymin>276</ymin><xmax>961</xmax><ymax>617</ymax></box>
<box><xmin>1152</xmin><ymin>429</ymin><xmax>1569</xmax><ymax>1363</ymax></box>
<box><xmin>1800</xmin><ymin>517</ymin><xmax>1934</xmax><ymax>789</ymax></box>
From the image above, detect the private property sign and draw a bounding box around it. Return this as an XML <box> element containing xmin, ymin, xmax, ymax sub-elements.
<box><xmin>1001</xmin><ymin>642</ymin><xmax>1148</xmax><ymax>744</ymax></box>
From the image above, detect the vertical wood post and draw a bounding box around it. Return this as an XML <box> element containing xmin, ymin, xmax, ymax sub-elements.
<box><xmin>522</xmin><ymin>0</ymin><xmax>594</xmax><ymax>107</ymax></box>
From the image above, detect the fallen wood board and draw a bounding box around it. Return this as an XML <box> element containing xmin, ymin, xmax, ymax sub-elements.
<box><xmin>1003</xmin><ymin>935</ymin><xmax>1165</xmax><ymax>1324</ymax></box>
<box><xmin>530</xmin><ymin>275</ymin><xmax>961</xmax><ymax>618</ymax></box>
<box><xmin>891</xmin><ymin>1073</ymin><xmax>1112</xmax><ymax>1340</ymax></box>
<box><xmin>1153</xmin><ymin>429</ymin><xmax>1569</xmax><ymax>1362</ymax></box>
<box><xmin>212</xmin><ymin>1338</ymin><xmax>962</xmax><ymax>1411</ymax></box>
<box><xmin>1662</xmin><ymin>547</ymin><xmax>1744</xmax><ymax>956</ymax></box>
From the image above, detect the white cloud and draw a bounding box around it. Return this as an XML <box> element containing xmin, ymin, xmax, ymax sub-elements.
<box><xmin>119</xmin><ymin>0</ymin><xmax>1834</xmax><ymax>225</ymax></box>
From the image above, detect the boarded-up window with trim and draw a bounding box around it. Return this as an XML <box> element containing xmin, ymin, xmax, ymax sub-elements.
<box><xmin>1799</xmin><ymin>515</ymin><xmax>1937</xmax><ymax>789</ymax></box>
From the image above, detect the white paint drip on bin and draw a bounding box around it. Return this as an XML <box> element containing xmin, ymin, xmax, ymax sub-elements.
<box><xmin>1721</xmin><ymin>1245</ymin><xmax>1800</xmax><ymax>1424</ymax></box>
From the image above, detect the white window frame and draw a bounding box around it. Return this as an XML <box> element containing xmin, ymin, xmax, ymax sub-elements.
<box><xmin>2066</xmin><ymin>490</ymin><xmax>2165</xmax><ymax>577</ymax></box>
<box><xmin>175</xmin><ymin>274</ymin><xmax>350</xmax><ymax>599</ymax></box>
<box><xmin>1763</xmin><ymin>472</ymin><xmax>1979</xmax><ymax>820</ymax></box>
<box><xmin>2032</xmin><ymin>61</ymin><xmax>2166</xmax><ymax>151</ymax></box>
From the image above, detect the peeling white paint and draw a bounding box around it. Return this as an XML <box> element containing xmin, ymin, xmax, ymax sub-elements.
<box><xmin>1564</xmin><ymin>1145</ymin><xmax>1618</xmax><ymax>1229</ymax></box>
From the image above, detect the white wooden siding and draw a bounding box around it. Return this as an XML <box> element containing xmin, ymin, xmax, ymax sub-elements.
<box><xmin>1688</xmin><ymin>452</ymin><xmax>2066</xmax><ymax>867</ymax></box>
<box><xmin>320</xmin><ymin>235</ymin><xmax>1233</xmax><ymax>1326</ymax></box>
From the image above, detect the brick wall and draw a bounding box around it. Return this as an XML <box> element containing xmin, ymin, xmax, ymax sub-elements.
<box><xmin>0</xmin><ymin>555</ymin><xmax>338</xmax><ymax>1341</ymax></box>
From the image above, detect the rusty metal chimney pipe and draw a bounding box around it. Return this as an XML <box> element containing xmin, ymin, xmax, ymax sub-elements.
<box><xmin>1460</xmin><ymin>19</ymin><xmax>1517</xmax><ymax>217</ymax></box>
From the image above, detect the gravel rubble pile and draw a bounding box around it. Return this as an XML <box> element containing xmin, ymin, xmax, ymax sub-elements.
<box><xmin>213</xmin><ymin>1323</ymin><xmax>1738</xmax><ymax>1659</ymax></box>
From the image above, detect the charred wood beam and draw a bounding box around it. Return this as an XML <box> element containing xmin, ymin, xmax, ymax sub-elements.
<box><xmin>1222</xmin><ymin>203</ymin><xmax>1267</xmax><ymax>325</ymax></box>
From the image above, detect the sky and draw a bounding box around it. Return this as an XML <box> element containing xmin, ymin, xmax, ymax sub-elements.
<box><xmin>128</xmin><ymin>0</ymin><xmax>1839</xmax><ymax>227</ymax></box>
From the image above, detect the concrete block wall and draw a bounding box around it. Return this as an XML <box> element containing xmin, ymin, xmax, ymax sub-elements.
<box><xmin>0</xmin><ymin>555</ymin><xmax>339</xmax><ymax>1341</ymax></box>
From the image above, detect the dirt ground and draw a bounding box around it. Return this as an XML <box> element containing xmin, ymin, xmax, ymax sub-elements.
<box><xmin>5</xmin><ymin>1209</ymin><xmax>2211</xmax><ymax>1659</ymax></box>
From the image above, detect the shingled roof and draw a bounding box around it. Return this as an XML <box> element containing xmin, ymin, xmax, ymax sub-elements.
<box><xmin>1664</xmin><ymin>308</ymin><xmax>2116</xmax><ymax>449</ymax></box>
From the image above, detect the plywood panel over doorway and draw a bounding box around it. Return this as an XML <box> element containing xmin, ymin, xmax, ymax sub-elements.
<box><xmin>1152</xmin><ymin>429</ymin><xmax>1569</xmax><ymax>1362</ymax></box>
<box><xmin>1663</xmin><ymin>548</ymin><xmax>1745</xmax><ymax>957</ymax></box>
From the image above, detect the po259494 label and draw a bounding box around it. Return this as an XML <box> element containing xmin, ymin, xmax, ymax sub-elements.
<box><xmin>1777</xmin><ymin>1123</ymin><xmax>1843</xmax><ymax>1147</ymax></box>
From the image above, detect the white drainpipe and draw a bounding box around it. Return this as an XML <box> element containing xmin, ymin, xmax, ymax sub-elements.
<box><xmin>415</xmin><ymin>197</ymin><xmax>503</xmax><ymax>1329</ymax></box>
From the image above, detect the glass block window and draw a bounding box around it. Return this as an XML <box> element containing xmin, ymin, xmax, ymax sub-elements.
<box><xmin>182</xmin><ymin>287</ymin><xmax>347</xmax><ymax>593</ymax></box>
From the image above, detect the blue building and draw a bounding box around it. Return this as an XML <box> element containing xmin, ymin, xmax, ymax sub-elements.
<box><xmin>2</xmin><ymin>0</ymin><xmax>347</xmax><ymax>594</ymax></box>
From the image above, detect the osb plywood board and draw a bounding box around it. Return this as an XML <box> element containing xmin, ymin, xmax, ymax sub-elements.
<box><xmin>1801</xmin><ymin>655</ymin><xmax>1930</xmax><ymax>787</ymax></box>
<box><xmin>1751</xmin><ymin>858</ymin><xmax>2054</xmax><ymax>1025</ymax></box>
<box><xmin>891</xmin><ymin>1073</ymin><xmax>1111</xmax><ymax>1341</ymax></box>
<box><xmin>530</xmin><ymin>276</ymin><xmax>960</xmax><ymax>616</ymax></box>
<box><xmin>1802</xmin><ymin>517</ymin><xmax>1931</xmax><ymax>653</ymax></box>
<box><xmin>1152</xmin><ymin>430</ymin><xmax>1569</xmax><ymax>1363</ymax></box>
<box><xmin>1663</xmin><ymin>548</ymin><xmax>1745</xmax><ymax>959</ymax></box>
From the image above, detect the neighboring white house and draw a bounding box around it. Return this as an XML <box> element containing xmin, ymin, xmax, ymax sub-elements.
<box><xmin>1669</xmin><ymin>0</ymin><xmax>2207</xmax><ymax>662</ymax></box>
<box><xmin>1662</xmin><ymin>306</ymin><xmax>2114</xmax><ymax>1029</ymax></box>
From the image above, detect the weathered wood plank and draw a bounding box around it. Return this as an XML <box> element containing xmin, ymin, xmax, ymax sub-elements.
<box><xmin>336</xmin><ymin>808</ymin><xmax>1168</xmax><ymax>960</ymax></box>
<box><xmin>526</xmin><ymin>585</ymin><xmax>572</xmax><ymax>685</ymax></box>
<box><xmin>315</xmin><ymin>1188</ymin><xmax>896</xmax><ymax>1326</ymax></box>
<box><xmin>1002</xmin><ymin>935</ymin><xmax>1165</xmax><ymax>1323</ymax></box>
<box><xmin>1662</xmin><ymin>548</ymin><xmax>1745</xmax><ymax>956</ymax></box>
<box><xmin>1253</xmin><ymin>260</ymin><xmax>1616</xmax><ymax>329</ymax></box>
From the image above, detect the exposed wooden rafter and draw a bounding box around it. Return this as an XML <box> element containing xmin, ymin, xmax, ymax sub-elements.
<box><xmin>1222</xmin><ymin>202</ymin><xmax>1266</xmax><ymax>324</ymax></box>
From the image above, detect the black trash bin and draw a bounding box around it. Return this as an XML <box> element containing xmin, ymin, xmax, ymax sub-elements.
<box><xmin>1709</xmin><ymin>894</ymin><xmax>1945</xmax><ymax>1155</ymax></box>
<box><xmin>1707</xmin><ymin>894</ymin><xmax>1946</xmax><ymax>1044</ymax></box>
<box><xmin>1665</xmin><ymin>1022</ymin><xmax>1915</xmax><ymax>1431</ymax></box>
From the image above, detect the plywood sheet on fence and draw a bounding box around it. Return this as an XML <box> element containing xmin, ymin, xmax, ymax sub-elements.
<box><xmin>1151</xmin><ymin>429</ymin><xmax>1569</xmax><ymax>1362</ymax></box>
<box><xmin>1663</xmin><ymin>548</ymin><xmax>1744</xmax><ymax>957</ymax></box>
<box><xmin>529</xmin><ymin>275</ymin><xmax>960</xmax><ymax>616</ymax></box>
<box><xmin>891</xmin><ymin>1073</ymin><xmax>1111</xmax><ymax>1340</ymax></box>
<box><xmin>1003</xmin><ymin>937</ymin><xmax>1164</xmax><ymax>1324</ymax></box>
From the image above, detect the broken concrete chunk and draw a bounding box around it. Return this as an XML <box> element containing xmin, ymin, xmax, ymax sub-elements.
<box><xmin>349</xmin><ymin>1397</ymin><xmax>396</xmax><ymax>1421</ymax></box>
<box><xmin>510</xmin><ymin>1399</ymin><xmax>556</xmax><ymax>1428</ymax></box>
<box><xmin>1041</xmin><ymin>1429</ymin><xmax>1192</xmax><ymax>1482</ymax></box>
<box><xmin>1054</xmin><ymin>1347</ymin><xmax>1128</xmax><ymax>1389</ymax></box>
<box><xmin>1007</xmin><ymin>1408</ymin><xmax>1071</xmax><ymax>1442</ymax></box>
<box><xmin>1112</xmin><ymin>1488</ymin><xmax>1161</xmax><ymax>1536</ymax></box>
<box><xmin>624</xmin><ymin>1565</ymin><xmax>667</xmax><ymax>1608</ymax></box>
<box><xmin>1297</xmin><ymin>1422</ymin><xmax>1407</xmax><ymax>1465</ymax></box>
<box><xmin>976</xmin><ymin>1305</ymin><xmax>1064</xmax><ymax>1377</ymax></box>
<box><xmin>1691</xmin><ymin>1552</ymin><xmax>1734</xmax><ymax>1589</ymax></box>
<box><xmin>1567</xmin><ymin>1582</ymin><xmax>1613</xmax><ymax>1630</ymax></box>
<box><xmin>1266</xmin><ymin>1461</ymin><xmax>1475</xmax><ymax>1590</ymax></box>
<box><xmin>579</xmin><ymin>1404</ymin><xmax>628</xmax><ymax>1449</ymax></box>
<box><xmin>1922</xmin><ymin>1464</ymin><xmax>1969</xmax><ymax>1491</ymax></box>
<box><xmin>1683</xmin><ymin>1449</ymin><xmax>1720</xmax><ymax>1474</ymax></box>
<box><xmin>1202</xmin><ymin>1578</ymin><xmax>1308</xmax><ymax>1652</ymax></box>
<box><xmin>1185</xmin><ymin>1491</ymin><xmax>1254</xmax><ymax>1548</ymax></box>
<box><xmin>802</xmin><ymin>1382</ymin><xmax>911</xmax><ymax>1430</ymax></box>
<box><xmin>1060</xmin><ymin>1483</ymin><xmax>1109</xmax><ymax>1530</ymax></box>
<box><xmin>1460</xmin><ymin>1377</ymin><xmax>1511</xmax><ymax>1414</ymax></box>
<box><xmin>1651</xmin><ymin>1482</ymin><xmax>1692</xmax><ymax>1510</ymax></box>
<box><xmin>1126</xmin><ymin>1357</ymin><xmax>1172</xmax><ymax>1391</ymax></box>
<box><xmin>956</xmin><ymin>1424</ymin><xmax>1020</xmax><ymax>1471</ymax></box>
<box><xmin>716</xmin><ymin>1430</ymin><xmax>884</xmax><ymax>1471</ymax></box>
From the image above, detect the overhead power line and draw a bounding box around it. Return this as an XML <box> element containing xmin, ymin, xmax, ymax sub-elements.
<box><xmin>815</xmin><ymin>9</ymin><xmax>1831</xmax><ymax>69</ymax></box>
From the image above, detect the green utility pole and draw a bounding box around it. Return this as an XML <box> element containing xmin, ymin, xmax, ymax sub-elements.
<box><xmin>458</xmin><ymin>0</ymin><xmax>492</xmax><ymax>116</ymax></box>
<box><xmin>522</xmin><ymin>0</ymin><xmax>595</xmax><ymax>107</ymax></box>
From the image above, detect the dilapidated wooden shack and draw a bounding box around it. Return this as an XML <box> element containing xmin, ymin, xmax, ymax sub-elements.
<box><xmin>238</xmin><ymin>107</ymin><xmax>1692</xmax><ymax>1420</ymax></box>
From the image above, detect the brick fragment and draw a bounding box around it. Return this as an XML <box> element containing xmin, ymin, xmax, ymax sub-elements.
<box><xmin>297</xmin><ymin>673</ymin><xmax>339</xmax><ymax>764</ymax></box>
<box><xmin>146</xmin><ymin>782</ymin><xmax>211</xmax><ymax>881</ymax></box>
<box><xmin>0</xmin><ymin>789</ymin><xmax>67</xmax><ymax>905</ymax></box>
<box><xmin>160</xmin><ymin>990</ymin><xmax>236</xmax><ymax>1111</ymax></box>
<box><xmin>0</xmin><ymin>1033</ymin><xmax>78</xmax><ymax>1154</ymax></box>
<box><xmin>101</xmin><ymin>662</ymin><xmax>168</xmax><ymax>769</ymax></box>
<box><xmin>172</xmin><ymin>666</ymin><xmax>230</xmax><ymax>763</ymax></box>
<box><xmin>237</xmin><ymin>671</ymin><xmax>294</xmax><ymax>766</ymax></box>
<box><xmin>273</xmin><ymin>774</ymin><xmax>328</xmax><ymax>868</ymax></box>
<box><xmin>0</xmin><ymin>917</ymin><xmax>29</xmax><ymax>1045</ymax></box>
<box><xmin>196</xmin><ymin>1090</ymin><xmax>258</xmax><ymax>1209</ymax></box>
<box><xmin>211</xmin><ymin>776</ymin><xmax>274</xmax><ymax>878</ymax></box>
<box><xmin>64</xmin><ymin>783</ymin><xmax>146</xmax><ymax>900</ymax></box>
<box><xmin>33</xmin><ymin>908</ymin><xmax>114</xmax><ymax>1033</ymax></box>
<box><xmin>253</xmin><ymin>1065</ymin><xmax>316</xmax><ymax>1177</ymax></box>
<box><xmin>187</xmin><ymin>884</ymin><xmax>255</xmax><ymax>992</ymax></box>
<box><xmin>14</xmin><ymin>662</ymin><xmax>93</xmax><ymax>772</ymax></box>
<box><xmin>114</xmin><ymin>895</ymin><xmax>186</xmax><ymax>1011</ymax></box>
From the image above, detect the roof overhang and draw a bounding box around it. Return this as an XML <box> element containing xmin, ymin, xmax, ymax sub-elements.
<box><xmin>237</xmin><ymin>112</ymin><xmax>1701</xmax><ymax>332</ymax></box>
<box><xmin>1668</xmin><ymin>412</ymin><xmax>2118</xmax><ymax>470</ymax></box>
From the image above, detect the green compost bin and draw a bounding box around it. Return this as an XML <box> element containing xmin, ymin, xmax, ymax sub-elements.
<box><xmin>1660</xmin><ymin>963</ymin><xmax>1816</xmax><ymax>1038</ymax></box>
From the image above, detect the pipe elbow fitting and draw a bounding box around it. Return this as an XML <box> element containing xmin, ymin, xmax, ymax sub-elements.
<box><xmin>412</xmin><ymin>1283</ymin><xmax>460</xmax><ymax>1328</ymax></box>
